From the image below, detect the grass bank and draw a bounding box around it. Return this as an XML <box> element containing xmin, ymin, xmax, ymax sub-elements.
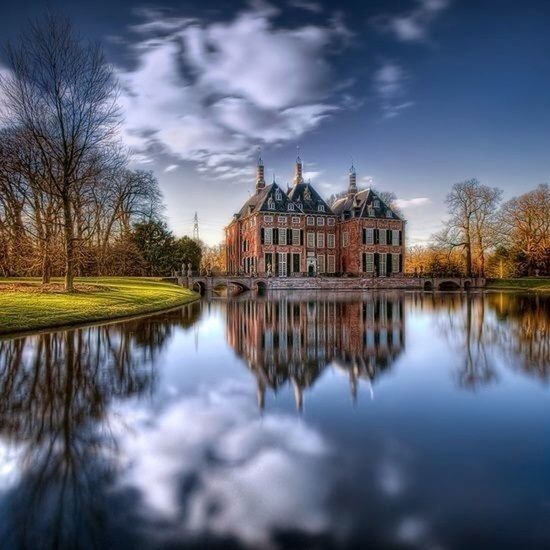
<box><xmin>486</xmin><ymin>277</ymin><xmax>550</xmax><ymax>292</ymax></box>
<box><xmin>0</xmin><ymin>277</ymin><xmax>199</xmax><ymax>335</ymax></box>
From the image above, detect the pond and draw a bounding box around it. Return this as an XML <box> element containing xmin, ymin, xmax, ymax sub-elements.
<box><xmin>0</xmin><ymin>290</ymin><xmax>549</xmax><ymax>549</ymax></box>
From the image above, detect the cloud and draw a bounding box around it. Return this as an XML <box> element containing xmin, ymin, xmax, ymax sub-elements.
<box><xmin>373</xmin><ymin>61</ymin><xmax>414</xmax><ymax>119</ymax></box>
<box><xmin>163</xmin><ymin>164</ymin><xmax>179</xmax><ymax>173</ymax></box>
<box><xmin>118</xmin><ymin>4</ymin><xmax>350</xmax><ymax>180</ymax></box>
<box><xmin>116</xmin><ymin>384</ymin><xmax>339</xmax><ymax>547</ymax></box>
<box><xmin>394</xmin><ymin>197</ymin><xmax>431</xmax><ymax>208</ymax></box>
<box><xmin>373</xmin><ymin>0</ymin><xmax>451</xmax><ymax>43</ymax></box>
<box><xmin>289</xmin><ymin>0</ymin><xmax>323</xmax><ymax>14</ymax></box>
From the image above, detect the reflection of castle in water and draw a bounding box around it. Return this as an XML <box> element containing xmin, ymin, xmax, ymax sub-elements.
<box><xmin>225</xmin><ymin>291</ymin><xmax>405</xmax><ymax>409</ymax></box>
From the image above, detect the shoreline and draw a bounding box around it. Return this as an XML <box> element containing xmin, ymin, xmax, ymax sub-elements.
<box><xmin>0</xmin><ymin>277</ymin><xmax>200</xmax><ymax>337</ymax></box>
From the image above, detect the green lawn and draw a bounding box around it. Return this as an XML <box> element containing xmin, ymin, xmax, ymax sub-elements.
<box><xmin>0</xmin><ymin>277</ymin><xmax>199</xmax><ymax>335</ymax></box>
<box><xmin>486</xmin><ymin>277</ymin><xmax>550</xmax><ymax>292</ymax></box>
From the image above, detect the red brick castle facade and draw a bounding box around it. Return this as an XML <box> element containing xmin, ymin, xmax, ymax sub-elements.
<box><xmin>225</xmin><ymin>156</ymin><xmax>405</xmax><ymax>277</ymax></box>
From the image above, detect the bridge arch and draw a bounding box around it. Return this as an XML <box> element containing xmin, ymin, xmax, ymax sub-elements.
<box><xmin>463</xmin><ymin>280</ymin><xmax>472</xmax><ymax>290</ymax></box>
<box><xmin>438</xmin><ymin>280</ymin><xmax>461</xmax><ymax>291</ymax></box>
<box><xmin>423</xmin><ymin>280</ymin><xmax>433</xmax><ymax>291</ymax></box>
<box><xmin>254</xmin><ymin>280</ymin><xmax>268</xmax><ymax>294</ymax></box>
<box><xmin>193</xmin><ymin>281</ymin><xmax>206</xmax><ymax>295</ymax></box>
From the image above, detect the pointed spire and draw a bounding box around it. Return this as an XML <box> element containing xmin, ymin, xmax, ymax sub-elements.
<box><xmin>256</xmin><ymin>149</ymin><xmax>265</xmax><ymax>193</ymax></box>
<box><xmin>293</xmin><ymin>148</ymin><xmax>304</xmax><ymax>186</ymax></box>
<box><xmin>348</xmin><ymin>162</ymin><xmax>357</xmax><ymax>197</ymax></box>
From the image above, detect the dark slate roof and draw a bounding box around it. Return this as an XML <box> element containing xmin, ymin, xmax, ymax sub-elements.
<box><xmin>236</xmin><ymin>183</ymin><xmax>300</xmax><ymax>218</ymax></box>
<box><xmin>331</xmin><ymin>188</ymin><xmax>402</xmax><ymax>220</ymax></box>
<box><xmin>287</xmin><ymin>182</ymin><xmax>334</xmax><ymax>215</ymax></box>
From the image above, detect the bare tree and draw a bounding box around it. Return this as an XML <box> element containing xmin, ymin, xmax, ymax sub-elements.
<box><xmin>0</xmin><ymin>14</ymin><xmax>120</xmax><ymax>291</ymax></box>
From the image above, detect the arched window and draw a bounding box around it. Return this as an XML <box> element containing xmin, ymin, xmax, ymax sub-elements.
<box><xmin>268</xmin><ymin>198</ymin><xmax>275</xmax><ymax>210</ymax></box>
<box><xmin>288</xmin><ymin>203</ymin><xmax>294</xmax><ymax>211</ymax></box>
<box><xmin>318</xmin><ymin>204</ymin><xmax>325</xmax><ymax>212</ymax></box>
<box><xmin>275</xmin><ymin>190</ymin><xmax>282</xmax><ymax>201</ymax></box>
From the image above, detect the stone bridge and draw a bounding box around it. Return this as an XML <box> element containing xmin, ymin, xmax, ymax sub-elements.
<box><xmin>177</xmin><ymin>274</ymin><xmax>485</xmax><ymax>295</ymax></box>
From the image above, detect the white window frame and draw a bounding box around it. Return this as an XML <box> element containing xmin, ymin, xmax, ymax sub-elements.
<box><xmin>379</xmin><ymin>230</ymin><xmax>386</xmax><ymax>245</ymax></box>
<box><xmin>327</xmin><ymin>234</ymin><xmax>335</xmax><ymax>248</ymax></box>
<box><xmin>318</xmin><ymin>204</ymin><xmax>325</xmax><ymax>212</ymax></box>
<box><xmin>279</xmin><ymin>229</ymin><xmax>287</xmax><ymax>245</ymax></box>
<box><xmin>264</xmin><ymin>215</ymin><xmax>273</xmax><ymax>222</ymax></box>
<box><xmin>292</xmin><ymin>229</ymin><xmax>301</xmax><ymax>245</ymax></box>
<box><xmin>307</xmin><ymin>232</ymin><xmax>315</xmax><ymax>248</ymax></box>
<box><xmin>368</xmin><ymin>207</ymin><xmax>374</xmax><ymax>217</ymax></box>
<box><xmin>307</xmin><ymin>216</ymin><xmax>315</xmax><ymax>226</ymax></box>
<box><xmin>365</xmin><ymin>228</ymin><xmax>374</xmax><ymax>245</ymax></box>
<box><xmin>365</xmin><ymin>252</ymin><xmax>374</xmax><ymax>273</ymax></box>
<box><xmin>392</xmin><ymin>253</ymin><xmax>400</xmax><ymax>273</ymax></box>
<box><xmin>288</xmin><ymin>203</ymin><xmax>295</xmax><ymax>211</ymax></box>
<box><xmin>386</xmin><ymin>210</ymin><xmax>393</xmax><ymax>218</ymax></box>
<box><xmin>317</xmin><ymin>233</ymin><xmax>325</xmax><ymax>248</ymax></box>
<box><xmin>379</xmin><ymin>253</ymin><xmax>387</xmax><ymax>276</ymax></box>
<box><xmin>267</xmin><ymin>199</ymin><xmax>275</xmax><ymax>210</ymax></box>
<box><xmin>327</xmin><ymin>218</ymin><xmax>335</xmax><ymax>226</ymax></box>
<box><xmin>392</xmin><ymin>229</ymin><xmax>400</xmax><ymax>245</ymax></box>
<box><xmin>264</xmin><ymin>227</ymin><xmax>273</xmax><ymax>245</ymax></box>
<box><xmin>316</xmin><ymin>217</ymin><xmax>325</xmax><ymax>226</ymax></box>
<box><xmin>278</xmin><ymin>215</ymin><xmax>287</xmax><ymax>224</ymax></box>
<box><xmin>275</xmin><ymin>190</ymin><xmax>282</xmax><ymax>201</ymax></box>
<box><xmin>317</xmin><ymin>254</ymin><xmax>326</xmax><ymax>274</ymax></box>
<box><xmin>374</xmin><ymin>200</ymin><xmax>380</xmax><ymax>208</ymax></box>
<box><xmin>327</xmin><ymin>255</ymin><xmax>336</xmax><ymax>273</ymax></box>
<box><xmin>292</xmin><ymin>216</ymin><xmax>300</xmax><ymax>224</ymax></box>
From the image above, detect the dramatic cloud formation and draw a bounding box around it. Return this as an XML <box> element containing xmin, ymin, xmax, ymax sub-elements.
<box><xmin>373</xmin><ymin>61</ymin><xmax>414</xmax><ymax>118</ymax></box>
<box><xmin>118</xmin><ymin>3</ymin><xmax>350</xmax><ymax>179</ymax></box>
<box><xmin>394</xmin><ymin>197</ymin><xmax>431</xmax><ymax>208</ymax></box>
<box><xmin>373</xmin><ymin>0</ymin><xmax>451</xmax><ymax>43</ymax></box>
<box><xmin>117</xmin><ymin>384</ymin><xmax>339</xmax><ymax>547</ymax></box>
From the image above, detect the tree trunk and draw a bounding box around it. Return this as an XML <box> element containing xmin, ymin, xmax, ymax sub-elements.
<box><xmin>62</xmin><ymin>192</ymin><xmax>75</xmax><ymax>292</ymax></box>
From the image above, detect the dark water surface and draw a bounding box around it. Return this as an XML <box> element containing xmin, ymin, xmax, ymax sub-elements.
<box><xmin>0</xmin><ymin>291</ymin><xmax>549</xmax><ymax>549</ymax></box>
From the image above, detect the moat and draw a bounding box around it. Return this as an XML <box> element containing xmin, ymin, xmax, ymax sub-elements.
<box><xmin>0</xmin><ymin>290</ymin><xmax>549</xmax><ymax>549</ymax></box>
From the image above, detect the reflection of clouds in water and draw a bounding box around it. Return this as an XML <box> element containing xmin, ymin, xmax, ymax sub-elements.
<box><xmin>116</xmin><ymin>383</ymin><xmax>335</xmax><ymax>547</ymax></box>
<box><xmin>0</xmin><ymin>442</ymin><xmax>24</xmax><ymax>493</ymax></box>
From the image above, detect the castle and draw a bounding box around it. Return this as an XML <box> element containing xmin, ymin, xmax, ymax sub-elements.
<box><xmin>225</xmin><ymin>156</ymin><xmax>405</xmax><ymax>277</ymax></box>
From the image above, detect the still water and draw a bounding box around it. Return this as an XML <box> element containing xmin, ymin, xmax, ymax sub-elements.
<box><xmin>0</xmin><ymin>290</ymin><xmax>549</xmax><ymax>549</ymax></box>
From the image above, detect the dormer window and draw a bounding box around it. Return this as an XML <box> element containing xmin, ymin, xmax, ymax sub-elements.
<box><xmin>267</xmin><ymin>198</ymin><xmax>275</xmax><ymax>210</ymax></box>
<box><xmin>275</xmin><ymin>190</ymin><xmax>282</xmax><ymax>201</ymax></box>
<box><xmin>386</xmin><ymin>210</ymin><xmax>393</xmax><ymax>218</ymax></box>
<box><xmin>288</xmin><ymin>203</ymin><xmax>294</xmax><ymax>211</ymax></box>
<box><xmin>368</xmin><ymin>206</ymin><xmax>374</xmax><ymax>217</ymax></box>
<box><xmin>374</xmin><ymin>200</ymin><xmax>380</xmax><ymax>208</ymax></box>
<box><xmin>318</xmin><ymin>204</ymin><xmax>325</xmax><ymax>212</ymax></box>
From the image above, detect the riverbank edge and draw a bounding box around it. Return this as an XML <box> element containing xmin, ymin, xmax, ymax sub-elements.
<box><xmin>0</xmin><ymin>277</ymin><xmax>200</xmax><ymax>337</ymax></box>
<box><xmin>486</xmin><ymin>278</ymin><xmax>550</xmax><ymax>292</ymax></box>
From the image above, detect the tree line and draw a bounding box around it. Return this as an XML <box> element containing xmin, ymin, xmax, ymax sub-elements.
<box><xmin>406</xmin><ymin>179</ymin><xmax>549</xmax><ymax>278</ymax></box>
<box><xmin>0</xmin><ymin>15</ymin><xmax>201</xmax><ymax>289</ymax></box>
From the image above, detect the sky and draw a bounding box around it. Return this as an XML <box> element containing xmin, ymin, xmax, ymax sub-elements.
<box><xmin>1</xmin><ymin>0</ymin><xmax>549</xmax><ymax>245</ymax></box>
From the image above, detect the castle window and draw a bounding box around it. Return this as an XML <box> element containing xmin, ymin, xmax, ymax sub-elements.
<box><xmin>317</xmin><ymin>217</ymin><xmax>325</xmax><ymax>226</ymax></box>
<box><xmin>364</xmin><ymin>253</ymin><xmax>374</xmax><ymax>273</ymax></box>
<box><xmin>317</xmin><ymin>254</ymin><xmax>326</xmax><ymax>274</ymax></box>
<box><xmin>264</xmin><ymin>215</ymin><xmax>273</xmax><ymax>223</ymax></box>
<box><xmin>327</xmin><ymin>218</ymin><xmax>335</xmax><ymax>226</ymax></box>
<box><xmin>327</xmin><ymin>234</ymin><xmax>335</xmax><ymax>248</ymax></box>
<box><xmin>292</xmin><ymin>229</ymin><xmax>301</xmax><ymax>245</ymax></box>
<box><xmin>288</xmin><ymin>203</ymin><xmax>295</xmax><ymax>211</ymax></box>
<box><xmin>275</xmin><ymin>190</ymin><xmax>282</xmax><ymax>201</ymax></box>
<box><xmin>307</xmin><ymin>232</ymin><xmax>315</xmax><ymax>248</ymax></box>
<box><xmin>264</xmin><ymin>227</ymin><xmax>273</xmax><ymax>244</ymax></box>
<box><xmin>292</xmin><ymin>216</ymin><xmax>300</xmax><ymax>224</ymax></box>
<box><xmin>318</xmin><ymin>204</ymin><xmax>325</xmax><ymax>212</ymax></box>
<box><xmin>368</xmin><ymin>207</ymin><xmax>374</xmax><ymax>217</ymax></box>
<box><xmin>279</xmin><ymin>229</ymin><xmax>287</xmax><ymax>245</ymax></box>
<box><xmin>278</xmin><ymin>216</ymin><xmax>287</xmax><ymax>224</ymax></box>
<box><xmin>327</xmin><ymin>255</ymin><xmax>336</xmax><ymax>273</ymax></box>
<box><xmin>374</xmin><ymin>200</ymin><xmax>380</xmax><ymax>208</ymax></box>
<box><xmin>392</xmin><ymin>253</ymin><xmax>400</xmax><ymax>273</ymax></box>
<box><xmin>307</xmin><ymin>216</ymin><xmax>314</xmax><ymax>226</ymax></box>
<box><xmin>386</xmin><ymin>210</ymin><xmax>393</xmax><ymax>218</ymax></box>
<box><xmin>316</xmin><ymin>233</ymin><xmax>325</xmax><ymax>248</ymax></box>
<box><xmin>379</xmin><ymin>230</ymin><xmax>386</xmax><ymax>245</ymax></box>
<box><xmin>364</xmin><ymin>228</ymin><xmax>374</xmax><ymax>245</ymax></box>
<box><xmin>267</xmin><ymin>198</ymin><xmax>275</xmax><ymax>210</ymax></box>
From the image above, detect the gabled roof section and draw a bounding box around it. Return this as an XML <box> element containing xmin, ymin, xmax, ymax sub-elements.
<box><xmin>236</xmin><ymin>183</ymin><xmax>300</xmax><ymax>218</ymax></box>
<box><xmin>287</xmin><ymin>182</ymin><xmax>333</xmax><ymax>215</ymax></box>
<box><xmin>331</xmin><ymin>188</ymin><xmax>403</xmax><ymax>220</ymax></box>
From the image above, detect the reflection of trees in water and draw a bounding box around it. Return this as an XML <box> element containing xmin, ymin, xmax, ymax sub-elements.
<box><xmin>224</xmin><ymin>292</ymin><xmax>405</xmax><ymax>409</ymax></box>
<box><xmin>0</xmin><ymin>302</ymin><xmax>201</xmax><ymax>549</ymax></box>
<box><xmin>419</xmin><ymin>291</ymin><xmax>550</xmax><ymax>389</ymax></box>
